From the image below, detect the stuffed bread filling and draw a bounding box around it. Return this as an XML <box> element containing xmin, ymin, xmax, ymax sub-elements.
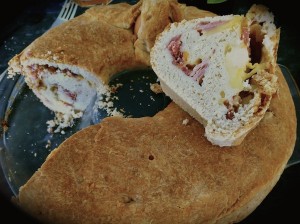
<box><xmin>24</xmin><ymin>64</ymin><xmax>97</xmax><ymax>115</ymax></box>
<box><xmin>166</xmin><ymin>16</ymin><xmax>269</xmax><ymax>121</ymax></box>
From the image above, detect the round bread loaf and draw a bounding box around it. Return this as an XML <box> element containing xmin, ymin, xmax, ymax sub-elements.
<box><xmin>16</xmin><ymin>66</ymin><xmax>296</xmax><ymax>224</ymax></box>
<box><xmin>8</xmin><ymin>0</ymin><xmax>296</xmax><ymax>224</ymax></box>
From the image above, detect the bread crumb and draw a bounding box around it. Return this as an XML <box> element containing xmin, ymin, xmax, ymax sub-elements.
<box><xmin>45</xmin><ymin>140</ymin><xmax>51</xmax><ymax>149</ymax></box>
<box><xmin>150</xmin><ymin>83</ymin><xmax>163</xmax><ymax>94</ymax></box>
<box><xmin>111</xmin><ymin>108</ymin><xmax>124</xmax><ymax>117</ymax></box>
<box><xmin>182</xmin><ymin>118</ymin><xmax>189</xmax><ymax>125</ymax></box>
<box><xmin>150</xmin><ymin>96</ymin><xmax>155</xmax><ymax>102</ymax></box>
<box><xmin>41</xmin><ymin>81</ymin><xmax>125</xmax><ymax>134</ymax></box>
<box><xmin>1</xmin><ymin>119</ymin><xmax>9</xmax><ymax>132</ymax></box>
<box><xmin>107</xmin><ymin>101</ymin><xmax>113</xmax><ymax>107</ymax></box>
<box><xmin>46</xmin><ymin>111</ymin><xmax>81</xmax><ymax>134</ymax></box>
<box><xmin>110</xmin><ymin>83</ymin><xmax>123</xmax><ymax>93</ymax></box>
<box><xmin>96</xmin><ymin>84</ymin><xmax>124</xmax><ymax>117</ymax></box>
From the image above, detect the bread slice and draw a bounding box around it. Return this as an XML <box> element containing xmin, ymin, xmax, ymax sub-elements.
<box><xmin>14</xmin><ymin>66</ymin><xmax>296</xmax><ymax>224</ymax></box>
<box><xmin>150</xmin><ymin>4</ymin><xmax>280</xmax><ymax>146</ymax></box>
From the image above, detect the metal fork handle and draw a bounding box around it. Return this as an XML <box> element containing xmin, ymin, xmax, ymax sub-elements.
<box><xmin>0</xmin><ymin>0</ymin><xmax>79</xmax><ymax>173</ymax></box>
<box><xmin>50</xmin><ymin>0</ymin><xmax>78</xmax><ymax>29</ymax></box>
<box><xmin>1</xmin><ymin>0</ymin><xmax>79</xmax><ymax>116</ymax></box>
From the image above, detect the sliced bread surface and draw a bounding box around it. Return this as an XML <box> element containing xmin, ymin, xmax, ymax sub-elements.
<box><xmin>150</xmin><ymin>4</ymin><xmax>280</xmax><ymax>146</ymax></box>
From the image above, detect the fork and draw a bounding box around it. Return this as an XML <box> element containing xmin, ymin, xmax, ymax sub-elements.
<box><xmin>1</xmin><ymin>0</ymin><xmax>79</xmax><ymax>125</ymax></box>
<box><xmin>50</xmin><ymin>0</ymin><xmax>78</xmax><ymax>29</ymax></box>
<box><xmin>0</xmin><ymin>0</ymin><xmax>78</xmax><ymax>80</ymax></box>
<box><xmin>0</xmin><ymin>0</ymin><xmax>79</xmax><ymax>196</ymax></box>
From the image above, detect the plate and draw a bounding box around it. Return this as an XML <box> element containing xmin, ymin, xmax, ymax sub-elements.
<box><xmin>0</xmin><ymin>0</ymin><xmax>300</xmax><ymax>223</ymax></box>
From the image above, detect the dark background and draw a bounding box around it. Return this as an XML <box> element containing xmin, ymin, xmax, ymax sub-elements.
<box><xmin>0</xmin><ymin>0</ymin><xmax>300</xmax><ymax>223</ymax></box>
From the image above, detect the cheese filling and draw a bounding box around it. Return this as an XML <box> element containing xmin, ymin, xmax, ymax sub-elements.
<box><xmin>24</xmin><ymin>65</ymin><xmax>97</xmax><ymax>115</ymax></box>
<box><xmin>225</xmin><ymin>45</ymin><xmax>250</xmax><ymax>91</ymax></box>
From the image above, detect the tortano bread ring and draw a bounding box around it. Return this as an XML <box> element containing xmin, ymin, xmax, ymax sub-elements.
<box><xmin>6</xmin><ymin>0</ymin><xmax>297</xmax><ymax>223</ymax></box>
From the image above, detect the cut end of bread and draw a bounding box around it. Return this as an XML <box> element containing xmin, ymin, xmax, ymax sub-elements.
<box><xmin>150</xmin><ymin>4</ymin><xmax>279</xmax><ymax>147</ymax></box>
<box><xmin>8</xmin><ymin>53</ymin><xmax>111</xmax><ymax>133</ymax></box>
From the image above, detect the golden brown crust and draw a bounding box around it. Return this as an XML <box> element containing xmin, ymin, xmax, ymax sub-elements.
<box><xmin>84</xmin><ymin>2</ymin><xmax>142</xmax><ymax>29</ymax></box>
<box><xmin>73</xmin><ymin>0</ymin><xmax>112</xmax><ymax>7</ymax></box>
<box><xmin>16</xmin><ymin>66</ymin><xmax>296</xmax><ymax>223</ymax></box>
<box><xmin>16</xmin><ymin>124</ymin><xmax>101</xmax><ymax>224</ymax></box>
<box><xmin>171</xmin><ymin>2</ymin><xmax>216</xmax><ymax>21</ymax></box>
<box><xmin>134</xmin><ymin>0</ymin><xmax>216</xmax><ymax>64</ymax></box>
<box><xmin>16</xmin><ymin>11</ymin><xmax>140</xmax><ymax>84</ymax></box>
<box><xmin>8</xmin><ymin>0</ymin><xmax>216</xmax><ymax>81</ymax></box>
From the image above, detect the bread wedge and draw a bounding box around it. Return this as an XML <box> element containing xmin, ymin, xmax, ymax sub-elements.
<box><xmin>150</xmin><ymin>4</ymin><xmax>280</xmax><ymax>146</ymax></box>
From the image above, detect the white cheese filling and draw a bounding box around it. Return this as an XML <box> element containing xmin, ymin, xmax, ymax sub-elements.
<box><xmin>24</xmin><ymin>65</ymin><xmax>97</xmax><ymax>115</ymax></box>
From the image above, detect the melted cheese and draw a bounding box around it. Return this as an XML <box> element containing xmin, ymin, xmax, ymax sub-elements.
<box><xmin>183</xmin><ymin>51</ymin><xmax>189</xmax><ymax>62</ymax></box>
<box><xmin>204</xmin><ymin>16</ymin><xmax>245</xmax><ymax>35</ymax></box>
<box><xmin>225</xmin><ymin>45</ymin><xmax>249</xmax><ymax>90</ymax></box>
<box><xmin>225</xmin><ymin>44</ymin><xmax>264</xmax><ymax>91</ymax></box>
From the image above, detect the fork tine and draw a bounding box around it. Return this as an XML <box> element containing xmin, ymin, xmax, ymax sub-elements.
<box><xmin>69</xmin><ymin>3</ymin><xmax>78</xmax><ymax>19</ymax></box>
<box><xmin>58</xmin><ymin>0</ymin><xmax>71</xmax><ymax>18</ymax></box>
<box><xmin>65</xmin><ymin>2</ymin><xmax>78</xmax><ymax>20</ymax></box>
<box><xmin>50</xmin><ymin>0</ymin><xmax>78</xmax><ymax>29</ymax></box>
<box><xmin>61</xmin><ymin>1</ymin><xmax>72</xmax><ymax>19</ymax></box>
